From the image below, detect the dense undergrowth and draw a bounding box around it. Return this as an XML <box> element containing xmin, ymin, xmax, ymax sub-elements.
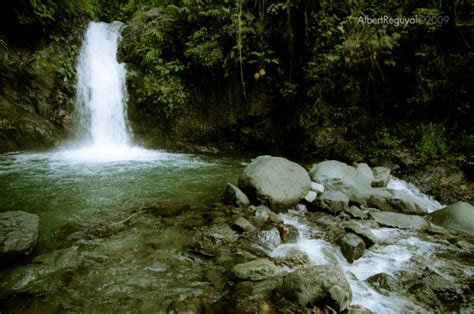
<box><xmin>0</xmin><ymin>0</ymin><xmax>472</xmax><ymax>167</ymax></box>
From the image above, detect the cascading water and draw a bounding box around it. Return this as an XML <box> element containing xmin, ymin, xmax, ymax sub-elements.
<box><xmin>60</xmin><ymin>21</ymin><xmax>156</xmax><ymax>162</ymax></box>
<box><xmin>75</xmin><ymin>21</ymin><xmax>131</xmax><ymax>149</ymax></box>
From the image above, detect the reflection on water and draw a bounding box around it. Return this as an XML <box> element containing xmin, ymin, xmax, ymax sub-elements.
<box><xmin>0</xmin><ymin>151</ymin><xmax>245</xmax><ymax>238</ymax></box>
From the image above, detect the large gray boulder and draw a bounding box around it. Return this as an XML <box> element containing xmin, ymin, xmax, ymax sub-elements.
<box><xmin>232</xmin><ymin>258</ymin><xmax>279</xmax><ymax>281</ymax></box>
<box><xmin>0</xmin><ymin>211</ymin><xmax>39</xmax><ymax>261</ymax></box>
<box><xmin>278</xmin><ymin>264</ymin><xmax>352</xmax><ymax>311</ymax></box>
<box><xmin>428</xmin><ymin>201</ymin><xmax>474</xmax><ymax>236</ymax></box>
<box><xmin>370</xmin><ymin>211</ymin><xmax>429</xmax><ymax>230</ymax></box>
<box><xmin>238</xmin><ymin>156</ymin><xmax>311</xmax><ymax>211</ymax></box>
<box><xmin>309</xmin><ymin>160</ymin><xmax>372</xmax><ymax>204</ymax></box>
<box><xmin>309</xmin><ymin>160</ymin><xmax>431</xmax><ymax>215</ymax></box>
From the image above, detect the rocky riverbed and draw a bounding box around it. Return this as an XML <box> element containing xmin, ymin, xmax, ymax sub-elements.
<box><xmin>1</xmin><ymin>156</ymin><xmax>473</xmax><ymax>313</ymax></box>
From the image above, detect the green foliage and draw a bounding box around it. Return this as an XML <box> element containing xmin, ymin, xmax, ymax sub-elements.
<box><xmin>184</xmin><ymin>29</ymin><xmax>223</xmax><ymax>68</ymax></box>
<box><xmin>415</xmin><ymin>123</ymin><xmax>448</xmax><ymax>161</ymax></box>
<box><xmin>370</xmin><ymin>128</ymin><xmax>402</xmax><ymax>158</ymax></box>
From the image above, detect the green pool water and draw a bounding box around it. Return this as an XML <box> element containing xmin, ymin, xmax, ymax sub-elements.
<box><xmin>0</xmin><ymin>149</ymin><xmax>245</xmax><ymax>239</ymax></box>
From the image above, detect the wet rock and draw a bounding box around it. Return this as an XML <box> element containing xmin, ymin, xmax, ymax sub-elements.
<box><xmin>367</xmin><ymin>188</ymin><xmax>428</xmax><ymax>215</ymax></box>
<box><xmin>167</xmin><ymin>297</ymin><xmax>201</xmax><ymax>313</ymax></box>
<box><xmin>338</xmin><ymin>232</ymin><xmax>365</xmax><ymax>263</ymax></box>
<box><xmin>407</xmin><ymin>282</ymin><xmax>443</xmax><ymax>312</ymax></box>
<box><xmin>315</xmin><ymin>190</ymin><xmax>349</xmax><ymax>213</ymax></box>
<box><xmin>0</xmin><ymin>210</ymin><xmax>39</xmax><ymax>262</ymax></box>
<box><xmin>309</xmin><ymin>160</ymin><xmax>372</xmax><ymax>204</ymax></box>
<box><xmin>232</xmin><ymin>216</ymin><xmax>256</xmax><ymax>233</ymax></box>
<box><xmin>0</xmin><ymin>246</ymin><xmax>80</xmax><ymax>297</ymax></box>
<box><xmin>192</xmin><ymin>224</ymin><xmax>238</xmax><ymax>255</ymax></box>
<box><xmin>238</xmin><ymin>155</ymin><xmax>311</xmax><ymax>211</ymax></box>
<box><xmin>229</xmin><ymin>277</ymin><xmax>282</xmax><ymax>314</ymax></box>
<box><xmin>342</xmin><ymin>221</ymin><xmax>377</xmax><ymax>247</ymax></box>
<box><xmin>311</xmin><ymin>182</ymin><xmax>325</xmax><ymax>193</ymax></box>
<box><xmin>345</xmin><ymin>206</ymin><xmax>368</xmax><ymax>219</ymax></box>
<box><xmin>427</xmin><ymin>201</ymin><xmax>474</xmax><ymax>236</ymax></box>
<box><xmin>277</xmin><ymin>224</ymin><xmax>299</xmax><ymax>244</ymax></box>
<box><xmin>221</xmin><ymin>183</ymin><xmax>250</xmax><ymax>208</ymax></box>
<box><xmin>277</xmin><ymin>264</ymin><xmax>352</xmax><ymax>311</ymax></box>
<box><xmin>272</xmin><ymin>249</ymin><xmax>311</xmax><ymax>268</ymax></box>
<box><xmin>372</xmin><ymin>167</ymin><xmax>391</xmax><ymax>188</ymax></box>
<box><xmin>232</xmin><ymin>258</ymin><xmax>279</xmax><ymax>281</ymax></box>
<box><xmin>420</xmin><ymin>268</ymin><xmax>462</xmax><ymax>303</ymax></box>
<box><xmin>369</xmin><ymin>211</ymin><xmax>429</xmax><ymax>230</ymax></box>
<box><xmin>366</xmin><ymin>273</ymin><xmax>401</xmax><ymax>295</ymax></box>
<box><xmin>304</xmin><ymin>191</ymin><xmax>317</xmax><ymax>203</ymax></box>
<box><xmin>257</xmin><ymin>228</ymin><xmax>282</xmax><ymax>250</ymax></box>
<box><xmin>252</xmin><ymin>205</ymin><xmax>283</xmax><ymax>224</ymax></box>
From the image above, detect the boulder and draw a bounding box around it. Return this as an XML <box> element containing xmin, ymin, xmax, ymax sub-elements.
<box><xmin>367</xmin><ymin>188</ymin><xmax>428</xmax><ymax>215</ymax></box>
<box><xmin>427</xmin><ymin>201</ymin><xmax>474</xmax><ymax>236</ymax></box>
<box><xmin>272</xmin><ymin>249</ymin><xmax>311</xmax><ymax>268</ymax></box>
<box><xmin>315</xmin><ymin>190</ymin><xmax>349</xmax><ymax>213</ymax></box>
<box><xmin>229</xmin><ymin>277</ymin><xmax>282</xmax><ymax>314</ymax></box>
<box><xmin>369</xmin><ymin>211</ymin><xmax>429</xmax><ymax>230</ymax></box>
<box><xmin>342</xmin><ymin>221</ymin><xmax>378</xmax><ymax>247</ymax></box>
<box><xmin>338</xmin><ymin>232</ymin><xmax>365</xmax><ymax>263</ymax></box>
<box><xmin>345</xmin><ymin>305</ymin><xmax>373</xmax><ymax>314</ymax></box>
<box><xmin>238</xmin><ymin>156</ymin><xmax>311</xmax><ymax>211</ymax></box>
<box><xmin>356</xmin><ymin>163</ymin><xmax>374</xmax><ymax>182</ymax></box>
<box><xmin>309</xmin><ymin>160</ymin><xmax>372</xmax><ymax>204</ymax></box>
<box><xmin>0</xmin><ymin>211</ymin><xmax>39</xmax><ymax>262</ymax></box>
<box><xmin>372</xmin><ymin>167</ymin><xmax>391</xmax><ymax>188</ymax></box>
<box><xmin>221</xmin><ymin>183</ymin><xmax>250</xmax><ymax>207</ymax></box>
<box><xmin>257</xmin><ymin>228</ymin><xmax>282</xmax><ymax>250</ymax></box>
<box><xmin>278</xmin><ymin>264</ymin><xmax>352</xmax><ymax>311</ymax></box>
<box><xmin>277</xmin><ymin>224</ymin><xmax>299</xmax><ymax>244</ymax></box>
<box><xmin>232</xmin><ymin>216</ymin><xmax>257</xmax><ymax>233</ymax></box>
<box><xmin>366</xmin><ymin>273</ymin><xmax>401</xmax><ymax>295</ymax></box>
<box><xmin>232</xmin><ymin>258</ymin><xmax>279</xmax><ymax>281</ymax></box>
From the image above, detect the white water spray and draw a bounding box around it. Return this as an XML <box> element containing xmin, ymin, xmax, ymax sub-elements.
<box><xmin>59</xmin><ymin>21</ymin><xmax>162</xmax><ymax>162</ymax></box>
<box><xmin>76</xmin><ymin>21</ymin><xmax>130</xmax><ymax>148</ymax></box>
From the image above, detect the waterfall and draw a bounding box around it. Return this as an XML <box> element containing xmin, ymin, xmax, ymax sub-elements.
<box><xmin>60</xmin><ymin>21</ymin><xmax>159</xmax><ymax>162</ymax></box>
<box><xmin>76</xmin><ymin>21</ymin><xmax>130</xmax><ymax>148</ymax></box>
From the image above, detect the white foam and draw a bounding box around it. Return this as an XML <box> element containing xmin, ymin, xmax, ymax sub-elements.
<box><xmin>388</xmin><ymin>177</ymin><xmax>443</xmax><ymax>212</ymax></box>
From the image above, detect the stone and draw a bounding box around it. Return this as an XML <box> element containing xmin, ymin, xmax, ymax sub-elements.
<box><xmin>232</xmin><ymin>216</ymin><xmax>257</xmax><ymax>233</ymax></box>
<box><xmin>369</xmin><ymin>211</ymin><xmax>429</xmax><ymax>230</ymax></box>
<box><xmin>367</xmin><ymin>188</ymin><xmax>428</xmax><ymax>215</ymax></box>
<box><xmin>342</xmin><ymin>221</ymin><xmax>378</xmax><ymax>247</ymax></box>
<box><xmin>346</xmin><ymin>206</ymin><xmax>368</xmax><ymax>219</ymax></box>
<box><xmin>338</xmin><ymin>232</ymin><xmax>365</xmax><ymax>263</ymax></box>
<box><xmin>372</xmin><ymin>167</ymin><xmax>391</xmax><ymax>188</ymax></box>
<box><xmin>229</xmin><ymin>277</ymin><xmax>282</xmax><ymax>314</ymax></box>
<box><xmin>315</xmin><ymin>190</ymin><xmax>349</xmax><ymax>213</ymax></box>
<box><xmin>257</xmin><ymin>228</ymin><xmax>282</xmax><ymax>250</ymax></box>
<box><xmin>232</xmin><ymin>258</ymin><xmax>279</xmax><ymax>281</ymax></box>
<box><xmin>277</xmin><ymin>224</ymin><xmax>299</xmax><ymax>244</ymax></box>
<box><xmin>366</xmin><ymin>273</ymin><xmax>401</xmax><ymax>295</ymax></box>
<box><xmin>238</xmin><ymin>156</ymin><xmax>311</xmax><ymax>211</ymax></box>
<box><xmin>221</xmin><ymin>183</ymin><xmax>250</xmax><ymax>207</ymax></box>
<box><xmin>427</xmin><ymin>201</ymin><xmax>474</xmax><ymax>236</ymax></box>
<box><xmin>278</xmin><ymin>264</ymin><xmax>352</xmax><ymax>311</ymax></box>
<box><xmin>253</xmin><ymin>205</ymin><xmax>283</xmax><ymax>224</ymax></box>
<box><xmin>356</xmin><ymin>163</ymin><xmax>374</xmax><ymax>182</ymax></box>
<box><xmin>311</xmin><ymin>182</ymin><xmax>325</xmax><ymax>193</ymax></box>
<box><xmin>272</xmin><ymin>249</ymin><xmax>311</xmax><ymax>268</ymax></box>
<box><xmin>0</xmin><ymin>211</ymin><xmax>39</xmax><ymax>262</ymax></box>
<box><xmin>309</xmin><ymin>160</ymin><xmax>372</xmax><ymax>204</ymax></box>
<box><xmin>304</xmin><ymin>191</ymin><xmax>317</xmax><ymax>203</ymax></box>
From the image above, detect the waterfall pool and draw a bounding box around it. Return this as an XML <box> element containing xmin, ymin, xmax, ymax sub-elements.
<box><xmin>0</xmin><ymin>150</ymin><xmax>245</xmax><ymax>241</ymax></box>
